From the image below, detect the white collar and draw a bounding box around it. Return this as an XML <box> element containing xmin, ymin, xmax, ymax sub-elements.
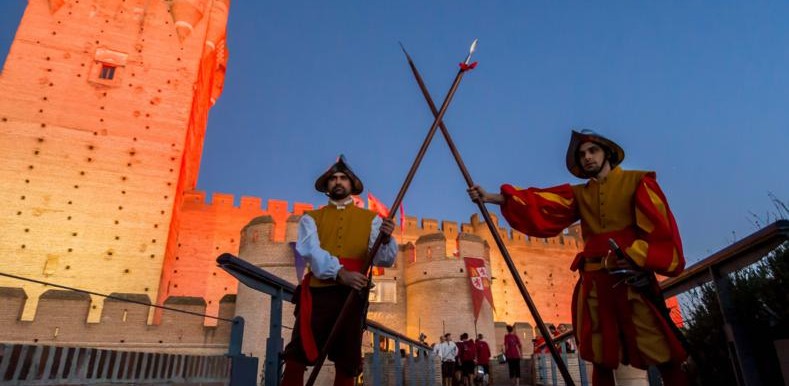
<box><xmin>329</xmin><ymin>197</ymin><xmax>354</xmax><ymax>210</ymax></box>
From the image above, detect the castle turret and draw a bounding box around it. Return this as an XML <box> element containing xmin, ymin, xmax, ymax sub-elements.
<box><xmin>404</xmin><ymin>231</ymin><xmax>495</xmax><ymax>346</ymax></box>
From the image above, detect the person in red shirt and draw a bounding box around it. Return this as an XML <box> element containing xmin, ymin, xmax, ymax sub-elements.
<box><xmin>532</xmin><ymin>336</ymin><xmax>546</xmax><ymax>355</ymax></box>
<box><xmin>457</xmin><ymin>333</ymin><xmax>477</xmax><ymax>385</ymax></box>
<box><xmin>503</xmin><ymin>325</ymin><xmax>522</xmax><ymax>386</ymax></box>
<box><xmin>475</xmin><ymin>334</ymin><xmax>492</xmax><ymax>383</ymax></box>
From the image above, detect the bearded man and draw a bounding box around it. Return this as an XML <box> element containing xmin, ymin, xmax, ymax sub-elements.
<box><xmin>468</xmin><ymin>130</ymin><xmax>688</xmax><ymax>386</ymax></box>
<box><xmin>281</xmin><ymin>155</ymin><xmax>397</xmax><ymax>386</ymax></box>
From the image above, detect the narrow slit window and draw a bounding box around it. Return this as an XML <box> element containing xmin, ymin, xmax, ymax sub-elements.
<box><xmin>99</xmin><ymin>65</ymin><xmax>116</xmax><ymax>80</ymax></box>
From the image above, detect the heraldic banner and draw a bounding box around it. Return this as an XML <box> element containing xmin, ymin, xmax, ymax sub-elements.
<box><xmin>463</xmin><ymin>257</ymin><xmax>495</xmax><ymax>321</ymax></box>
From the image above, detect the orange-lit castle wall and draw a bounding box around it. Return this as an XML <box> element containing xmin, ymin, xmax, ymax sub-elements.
<box><xmin>0</xmin><ymin>0</ymin><xmax>593</xmax><ymax>337</ymax></box>
<box><xmin>0</xmin><ymin>0</ymin><xmax>229</xmax><ymax>324</ymax></box>
<box><xmin>0</xmin><ymin>1</ymin><xmax>682</xmax><ymax>354</ymax></box>
<box><xmin>161</xmin><ymin>191</ymin><xmax>313</xmax><ymax>326</ymax></box>
<box><xmin>171</xmin><ymin>194</ymin><xmax>586</xmax><ymax>331</ymax></box>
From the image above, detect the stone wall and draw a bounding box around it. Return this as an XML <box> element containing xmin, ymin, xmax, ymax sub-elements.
<box><xmin>0</xmin><ymin>0</ymin><xmax>230</xmax><ymax>325</ymax></box>
<box><xmin>0</xmin><ymin>287</ymin><xmax>233</xmax><ymax>355</ymax></box>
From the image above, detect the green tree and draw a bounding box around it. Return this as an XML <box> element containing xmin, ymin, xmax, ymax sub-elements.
<box><xmin>684</xmin><ymin>241</ymin><xmax>788</xmax><ymax>385</ymax></box>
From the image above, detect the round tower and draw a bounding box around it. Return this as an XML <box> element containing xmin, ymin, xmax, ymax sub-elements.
<box><xmin>405</xmin><ymin>232</ymin><xmax>495</xmax><ymax>347</ymax></box>
<box><xmin>234</xmin><ymin>215</ymin><xmax>301</xmax><ymax>382</ymax></box>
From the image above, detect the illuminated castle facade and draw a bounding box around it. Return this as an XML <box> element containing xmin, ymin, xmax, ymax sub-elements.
<box><xmin>0</xmin><ymin>0</ymin><xmax>585</xmax><ymax>359</ymax></box>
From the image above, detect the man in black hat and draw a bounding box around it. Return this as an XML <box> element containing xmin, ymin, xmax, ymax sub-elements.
<box><xmin>468</xmin><ymin>130</ymin><xmax>688</xmax><ymax>386</ymax></box>
<box><xmin>281</xmin><ymin>155</ymin><xmax>397</xmax><ymax>386</ymax></box>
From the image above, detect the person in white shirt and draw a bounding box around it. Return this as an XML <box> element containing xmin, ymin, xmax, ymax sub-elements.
<box><xmin>436</xmin><ymin>333</ymin><xmax>459</xmax><ymax>386</ymax></box>
<box><xmin>281</xmin><ymin>155</ymin><xmax>397</xmax><ymax>386</ymax></box>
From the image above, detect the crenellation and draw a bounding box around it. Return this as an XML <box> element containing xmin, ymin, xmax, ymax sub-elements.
<box><xmin>421</xmin><ymin>218</ymin><xmax>438</xmax><ymax>232</ymax></box>
<box><xmin>441</xmin><ymin>220</ymin><xmax>458</xmax><ymax>236</ymax></box>
<box><xmin>179</xmin><ymin>190</ymin><xmax>318</xmax><ymax>215</ymax></box>
<box><xmin>292</xmin><ymin>202</ymin><xmax>313</xmax><ymax>215</ymax></box>
<box><xmin>211</xmin><ymin>192</ymin><xmax>233</xmax><ymax>206</ymax></box>
<box><xmin>511</xmin><ymin>229</ymin><xmax>526</xmax><ymax>242</ymax></box>
<box><xmin>266</xmin><ymin>199</ymin><xmax>288</xmax><ymax>214</ymax></box>
<box><xmin>404</xmin><ymin>215</ymin><xmax>418</xmax><ymax>231</ymax></box>
<box><xmin>498</xmin><ymin>227</ymin><xmax>508</xmax><ymax>241</ymax></box>
<box><xmin>0</xmin><ymin>287</ymin><xmax>230</xmax><ymax>353</ymax></box>
<box><xmin>239</xmin><ymin>196</ymin><xmax>262</xmax><ymax>211</ymax></box>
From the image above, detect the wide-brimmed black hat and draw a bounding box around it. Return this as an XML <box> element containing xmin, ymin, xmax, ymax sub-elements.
<box><xmin>314</xmin><ymin>154</ymin><xmax>364</xmax><ymax>195</ymax></box>
<box><xmin>566</xmin><ymin>129</ymin><xmax>625</xmax><ymax>178</ymax></box>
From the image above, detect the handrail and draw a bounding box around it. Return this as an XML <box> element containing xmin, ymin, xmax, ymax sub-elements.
<box><xmin>661</xmin><ymin>219</ymin><xmax>789</xmax><ymax>297</ymax></box>
<box><xmin>216</xmin><ymin>252</ymin><xmax>430</xmax><ymax>350</ymax></box>
<box><xmin>217</xmin><ymin>253</ymin><xmax>296</xmax><ymax>302</ymax></box>
<box><xmin>533</xmin><ymin>330</ymin><xmax>575</xmax><ymax>352</ymax></box>
<box><xmin>216</xmin><ymin>253</ymin><xmax>434</xmax><ymax>385</ymax></box>
<box><xmin>657</xmin><ymin>219</ymin><xmax>788</xmax><ymax>386</ymax></box>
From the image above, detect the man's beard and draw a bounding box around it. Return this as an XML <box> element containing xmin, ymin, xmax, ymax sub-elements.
<box><xmin>583</xmin><ymin>163</ymin><xmax>602</xmax><ymax>177</ymax></box>
<box><xmin>328</xmin><ymin>186</ymin><xmax>350</xmax><ymax>200</ymax></box>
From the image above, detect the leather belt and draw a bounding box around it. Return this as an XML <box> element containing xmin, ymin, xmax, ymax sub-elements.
<box><xmin>580</xmin><ymin>257</ymin><xmax>604</xmax><ymax>272</ymax></box>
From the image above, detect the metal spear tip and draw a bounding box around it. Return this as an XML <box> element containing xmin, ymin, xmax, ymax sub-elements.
<box><xmin>464</xmin><ymin>38</ymin><xmax>479</xmax><ymax>65</ymax></box>
<box><xmin>469</xmin><ymin>38</ymin><xmax>479</xmax><ymax>54</ymax></box>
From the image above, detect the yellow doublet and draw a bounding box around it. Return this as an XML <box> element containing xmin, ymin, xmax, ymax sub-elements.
<box><xmin>306</xmin><ymin>205</ymin><xmax>376</xmax><ymax>287</ymax></box>
<box><xmin>571</xmin><ymin>166</ymin><xmax>681</xmax><ymax>272</ymax></box>
<box><xmin>571</xmin><ymin>166</ymin><xmax>647</xmax><ymax>237</ymax></box>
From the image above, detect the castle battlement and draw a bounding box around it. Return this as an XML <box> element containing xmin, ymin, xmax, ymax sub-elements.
<box><xmin>182</xmin><ymin>190</ymin><xmax>314</xmax><ymax>214</ymax></box>
<box><xmin>0</xmin><ymin>288</ymin><xmax>232</xmax><ymax>354</ymax></box>
<box><xmin>397</xmin><ymin>212</ymin><xmax>583</xmax><ymax>252</ymax></box>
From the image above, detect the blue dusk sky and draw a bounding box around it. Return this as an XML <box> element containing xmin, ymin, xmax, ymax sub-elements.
<box><xmin>1</xmin><ymin>1</ymin><xmax>787</xmax><ymax>263</ymax></box>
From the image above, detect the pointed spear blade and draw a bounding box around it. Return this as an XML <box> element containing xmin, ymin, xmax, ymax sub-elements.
<box><xmin>464</xmin><ymin>38</ymin><xmax>479</xmax><ymax>65</ymax></box>
<box><xmin>469</xmin><ymin>38</ymin><xmax>478</xmax><ymax>54</ymax></box>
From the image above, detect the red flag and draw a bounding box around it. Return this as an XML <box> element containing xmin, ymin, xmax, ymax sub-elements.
<box><xmin>351</xmin><ymin>195</ymin><xmax>365</xmax><ymax>208</ymax></box>
<box><xmin>367</xmin><ymin>193</ymin><xmax>390</xmax><ymax>276</ymax></box>
<box><xmin>464</xmin><ymin>257</ymin><xmax>495</xmax><ymax>321</ymax></box>
<box><xmin>367</xmin><ymin>192</ymin><xmax>390</xmax><ymax>218</ymax></box>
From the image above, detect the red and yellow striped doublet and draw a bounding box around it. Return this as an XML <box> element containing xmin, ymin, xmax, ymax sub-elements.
<box><xmin>500</xmin><ymin>166</ymin><xmax>686</xmax><ymax>369</ymax></box>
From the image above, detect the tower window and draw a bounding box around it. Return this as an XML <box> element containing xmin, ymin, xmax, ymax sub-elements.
<box><xmin>89</xmin><ymin>48</ymin><xmax>127</xmax><ymax>87</ymax></box>
<box><xmin>99</xmin><ymin>65</ymin><xmax>116</xmax><ymax>80</ymax></box>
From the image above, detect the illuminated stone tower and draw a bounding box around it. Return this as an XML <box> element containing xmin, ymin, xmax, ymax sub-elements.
<box><xmin>0</xmin><ymin>0</ymin><xmax>229</xmax><ymax>323</ymax></box>
<box><xmin>404</xmin><ymin>231</ymin><xmax>496</xmax><ymax>345</ymax></box>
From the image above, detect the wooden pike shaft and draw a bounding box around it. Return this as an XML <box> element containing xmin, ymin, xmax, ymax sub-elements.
<box><xmin>305</xmin><ymin>40</ymin><xmax>478</xmax><ymax>386</ymax></box>
<box><xmin>401</xmin><ymin>46</ymin><xmax>577</xmax><ymax>386</ymax></box>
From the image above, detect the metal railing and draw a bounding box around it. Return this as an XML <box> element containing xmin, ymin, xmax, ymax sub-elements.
<box><xmin>532</xmin><ymin>220</ymin><xmax>789</xmax><ymax>386</ymax></box>
<box><xmin>532</xmin><ymin>331</ymin><xmax>589</xmax><ymax>386</ymax></box>
<box><xmin>660</xmin><ymin>219</ymin><xmax>789</xmax><ymax>386</ymax></box>
<box><xmin>216</xmin><ymin>253</ymin><xmax>437</xmax><ymax>386</ymax></box>
<box><xmin>0</xmin><ymin>343</ymin><xmax>229</xmax><ymax>385</ymax></box>
<box><xmin>0</xmin><ymin>270</ymin><xmax>258</xmax><ymax>386</ymax></box>
<box><xmin>364</xmin><ymin>323</ymin><xmax>436</xmax><ymax>386</ymax></box>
